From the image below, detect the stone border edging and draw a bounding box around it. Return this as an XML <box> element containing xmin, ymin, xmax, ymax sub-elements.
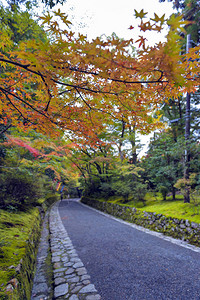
<box><xmin>80</xmin><ymin>202</ymin><xmax>200</xmax><ymax>253</ymax></box>
<box><xmin>49</xmin><ymin>201</ymin><xmax>101</xmax><ymax>300</ymax></box>
<box><xmin>31</xmin><ymin>210</ymin><xmax>52</xmax><ymax>300</ymax></box>
<box><xmin>81</xmin><ymin>198</ymin><xmax>200</xmax><ymax>249</ymax></box>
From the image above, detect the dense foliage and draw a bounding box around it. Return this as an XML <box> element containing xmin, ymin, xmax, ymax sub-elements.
<box><xmin>0</xmin><ymin>0</ymin><xmax>199</xmax><ymax>208</ymax></box>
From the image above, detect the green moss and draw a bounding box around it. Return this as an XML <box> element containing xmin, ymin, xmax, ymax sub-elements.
<box><xmin>43</xmin><ymin>249</ymin><xmax>54</xmax><ymax>299</ymax></box>
<box><xmin>96</xmin><ymin>191</ymin><xmax>200</xmax><ymax>224</ymax></box>
<box><xmin>0</xmin><ymin>208</ymin><xmax>41</xmax><ymax>299</ymax></box>
<box><xmin>137</xmin><ymin>201</ymin><xmax>200</xmax><ymax>223</ymax></box>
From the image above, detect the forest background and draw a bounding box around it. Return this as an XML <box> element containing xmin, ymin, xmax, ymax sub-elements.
<box><xmin>1</xmin><ymin>0</ymin><xmax>200</xmax><ymax>296</ymax></box>
<box><xmin>0</xmin><ymin>0</ymin><xmax>200</xmax><ymax>211</ymax></box>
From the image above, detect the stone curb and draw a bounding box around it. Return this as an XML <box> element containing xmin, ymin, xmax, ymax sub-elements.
<box><xmin>31</xmin><ymin>210</ymin><xmax>52</xmax><ymax>300</ymax></box>
<box><xmin>81</xmin><ymin>198</ymin><xmax>200</xmax><ymax>252</ymax></box>
<box><xmin>49</xmin><ymin>201</ymin><xmax>102</xmax><ymax>300</ymax></box>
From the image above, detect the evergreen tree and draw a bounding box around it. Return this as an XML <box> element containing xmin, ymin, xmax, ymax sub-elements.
<box><xmin>159</xmin><ymin>0</ymin><xmax>200</xmax><ymax>44</ymax></box>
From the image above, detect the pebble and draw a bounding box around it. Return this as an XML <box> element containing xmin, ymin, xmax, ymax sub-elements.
<box><xmin>54</xmin><ymin>283</ymin><xmax>69</xmax><ymax>297</ymax></box>
<box><xmin>79</xmin><ymin>284</ymin><xmax>97</xmax><ymax>294</ymax></box>
<box><xmin>69</xmin><ymin>295</ymin><xmax>79</xmax><ymax>300</ymax></box>
<box><xmin>55</xmin><ymin>277</ymin><xmax>66</xmax><ymax>286</ymax></box>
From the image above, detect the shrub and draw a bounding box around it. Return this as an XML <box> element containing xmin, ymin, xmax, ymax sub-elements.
<box><xmin>99</xmin><ymin>182</ymin><xmax>115</xmax><ymax>199</ymax></box>
<box><xmin>45</xmin><ymin>193</ymin><xmax>60</xmax><ymax>206</ymax></box>
<box><xmin>111</xmin><ymin>180</ymin><xmax>132</xmax><ymax>203</ymax></box>
<box><xmin>0</xmin><ymin>170</ymin><xmax>44</xmax><ymax>210</ymax></box>
<box><xmin>159</xmin><ymin>185</ymin><xmax>169</xmax><ymax>201</ymax></box>
<box><xmin>133</xmin><ymin>182</ymin><xmax>148</xmax><ymax>202</ymax></box>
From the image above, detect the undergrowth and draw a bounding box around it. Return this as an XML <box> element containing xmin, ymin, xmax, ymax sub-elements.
<box><xmin>0</xmin><ymin>208</ymin><xmax>39</xmax><ymax>295</ymax></box>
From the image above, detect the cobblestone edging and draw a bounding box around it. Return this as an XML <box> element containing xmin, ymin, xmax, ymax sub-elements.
<box><xmin>31</xmin><ymin>210</ymin><xmax>53</xmax><ymax>300</ymax></box>
<box><xmin>49</xmin><ymin>202</ymin><xmax>101</xmax><ymax>300</ymax></box>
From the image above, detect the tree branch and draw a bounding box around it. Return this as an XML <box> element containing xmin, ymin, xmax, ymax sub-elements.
<box><xmin>0</xmin><ymin>57</ymin><xmax>168</xmax><ymax>90</ymax></box>
<box><xmin>0</xmin><ymin>87</ymin><xmax>57</xmax><ymax>124</ymax></box>
<box><xmin>5</xmin><ymin>93</ymin><xmax>25</xmax><ymax>120</ymax></box>
<box><xmin>0</xmin><ymin>124</ymin><xmax>12</xmax><ymax>135</ymax></box>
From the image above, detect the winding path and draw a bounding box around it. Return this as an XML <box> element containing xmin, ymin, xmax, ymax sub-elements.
<box><xmin>59</xmin><ymin>199</ymin><xmax>200</xmax><ymax>300</ymax></box>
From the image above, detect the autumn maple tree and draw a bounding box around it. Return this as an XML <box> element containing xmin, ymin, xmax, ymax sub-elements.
<box><xmin>0</xmin><ymin>5</ymin><xmax>200</xmax><ymax>205</ymax></box>
<box><xmin>0</xmin><ymin>8</ymin><xmax>199</xmax><ymax>143</ymax></box>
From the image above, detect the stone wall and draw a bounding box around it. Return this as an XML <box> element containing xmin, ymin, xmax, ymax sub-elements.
<box><xmin>81</xmin><ymin>197</ymin><xmax>200</xmax><ymax>247</ymax></box>
<box><xmin>5</xmin><ymin>197</ymin><xmax>58</xmax><ymax>300</ymax></box>
<box><xmin>5</xmin><ymin>213</ymin><xmax>41</xmax><ymax>300</ymax></box>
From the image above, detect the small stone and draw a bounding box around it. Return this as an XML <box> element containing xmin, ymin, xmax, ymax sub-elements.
<box><xmin>54</xmin><ymin>283</ymin><xmax>68</xmax><ymax>298</ymax></box>
<box><xmin>191</xmin><ymin>222</ymin><xmax>198</xmax><ymax>229</ymax></box>
<box><xmin>83</xmin><ymin>280</ymin><xmax>90</xmax><ymax>285</ymax></box>
<box><xmin>54</xmin><ymin>268</ymin><xmax>66</xmax><ymax>273</ymax></box>
<box><xmin>52</xmin><ymin>256</ymin><xmax>60</xmax><ymax>263</ymax></box>
<box><xmin>65</xmin><ymin>268</ymin><xmax>74</xmax><ymax>275</ymax></box>
<box><xmin>32</xmin><ymin>294</ymin><xmax>47</xmax><ymax>300</ymax></box>
<box><xmin>8</xmin><ymin>265</ymin><xmax>15</xmax><ymax>270</ymax></box>
<box><xmin>54</xmin><ymin>277</ymin><xmax>66</xmax><ymax>286</ymax></box>
<box><xmin>189</xmin><ymin>228</ymin><xmax>194</xmax><ymax>234</ymax></box>
<box><xmin>54</xmin><ymin>262</ymin><xmax>61</xmax><ymax>269</ymax></box>
<box><xmin>185</xmin><ymin>219</ymin><xmax>190</xmax><ymax>227</ymax></box>
<box><xmin>79</xmin><ymin>284</ymin><xmax>97</xmax><ymax>293</ymax></box>
<box><xmin>61</xmin><ymin>257</ymin><xmax>69</xmax><ymax>263</ymax></box>
<box><xmin>86</xmin><ymin>295</ymin><xmax>101</xmax><ymax>300</ymax></box>
<box><xmin>54</xmin><ymin>272</ymin><xmax>64</xmax><ymax>278</ymax></box>
<box><xmin>70</xmin><ymin>257</ymin><xmax>80</xmax><ymax>263</ymax></box>
<box><xmin>65</xmin><ymin>274</ymin><xmax>76</xmax><ymax>279</ymax></box>
<box><xmin>69</xmin><ymin>283</ymin><xmax>76</xmax><ymax>290</ymax></box>
<box><xmin>77</xmin><ymin>267</ymin><xmax>87</xmax><ymax>276</ymax></box>
<box><xmin>180</xmin><ymin>224</ymin><xmax>186</xmax><ymax>229</ymax></box>
<box><xmin>70</xmin><ymin>253</ymin><xmax>78</xmax><ymax>258</ymax></box>
<box><xmin>73</xmin><ymin>262</ymin><xmax>84</xmax><ymax>268</ymax></box>
<box><xmin>8</xmin><ymin>278</ymin><xmax>19</xmax><ymax>288</ymax></box>
<box><xmin>63</xmin><ymin>242</ymin><xmax>72</xmax><ymax>247</ymax></box>
<box><xmin>15</xmin><ymin>263</ymin><xmax>21</xmax><ymax>273</ymax></box>
<box><xmin>5</xmin><ymin>284</ymin><xmax>13</xmax><ymax>292</ymax></box>
<box><xmin>64</xmin><ymin>262</ymin><xmax>73</xmax><ymax>267</ymax></box>
<box><xmin>32</xmin><ymin>282</ymin><xmax>48</xmax><ymax>293</ymax></box>
<box><xmin>69</xmin><ymin>295</ymin><xmax>79</xmax><ymax>300</ymax></box>
<box><xmin>53</xmin><ymin>251</ymin><xmax>63</xmax><ymax>256</ymax></box>
<box><xmin>68</xmin><ymin>250</ymin><xmax>77</xmax><ymax>255</ymax></box>
<box><xmin>81</xmin><ymin>275</ymin><xmax>91</xmax><ymax>281</ymax></box>
<box><xmin>67</xmin><ymin>276</ymin><xmax>79</xmax><ymax>283</ymax></box>
<box><xmin>71</xmin><ymin>285</ymin><xmax>83</xmax><ymax>293</ymax></box>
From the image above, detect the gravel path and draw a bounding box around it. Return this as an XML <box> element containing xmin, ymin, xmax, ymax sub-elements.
<box><xmin>59</xmin><ymin>200</ymin><xmax>200</xmax><ymax>300</ymax></box>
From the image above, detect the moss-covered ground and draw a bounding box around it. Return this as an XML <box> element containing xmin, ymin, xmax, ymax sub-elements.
<box><xmin>103</xmin><ymin>192</ymin><xmax>200</xmax><ymax>224</ymax></box>
<box><xmin>0</xmin><ymin>208</ymin><xmax>40</xmax><ymax>296</ymax></box>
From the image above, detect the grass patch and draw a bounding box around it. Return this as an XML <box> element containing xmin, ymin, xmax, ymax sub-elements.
<box><xmin>137</xmin><ymin>201</ymin><xmax>200</xmax><ymax>223</ymax></box>
<box><xmin>0</xmin><ymin>208</ymin><xmax>40</xmax><ymax>292</ymax></box>
<box><xmin>105</xmin><ymin>192</ymin><xmax>200</xmax><ymax>224</ymax></box>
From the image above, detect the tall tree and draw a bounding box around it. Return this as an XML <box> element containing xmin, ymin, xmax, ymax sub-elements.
<box><xmin>159</xmin><ymin>0</ymin><xmax>200</xmax><ymax>44</ymax></box>
<box><xmin>160</xmin><ymin>0</ymin><xmax>200</xmax><ymax>202</ymax></box>
<box><xmin>141</xmin><ymin>130</ymin><xmax>185</xmax><ymax>200</ymax></box>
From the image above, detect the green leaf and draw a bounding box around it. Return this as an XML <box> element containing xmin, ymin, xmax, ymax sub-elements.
<box><xmin>134</xmin><ymin>9</ymin><xmax>148</xmax><ymax>19</ymax></box>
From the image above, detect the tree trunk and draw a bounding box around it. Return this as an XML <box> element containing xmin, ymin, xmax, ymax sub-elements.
<box><xmin>119</xmin><ymin>119</ymin><xmax>126</xmax><ymax>161</ymax></box>
<box><xmin>172</xmin><ymin>187</ymin><xmax>176</xmax><ymax>201</ymax></box>
<box><xmin>184</xmin><ymin>91</ymin><xmax>191</xmax><ymax>203</ymax></box>
<box><xmin>129</xmin><ymin>125</ymin><xmax>137</xmax><ymax>164</ymax></box>
<box><xmin>184</xmin><ymin>35</ymin><xmax>191</xmax><ymax>203</ymax></box>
